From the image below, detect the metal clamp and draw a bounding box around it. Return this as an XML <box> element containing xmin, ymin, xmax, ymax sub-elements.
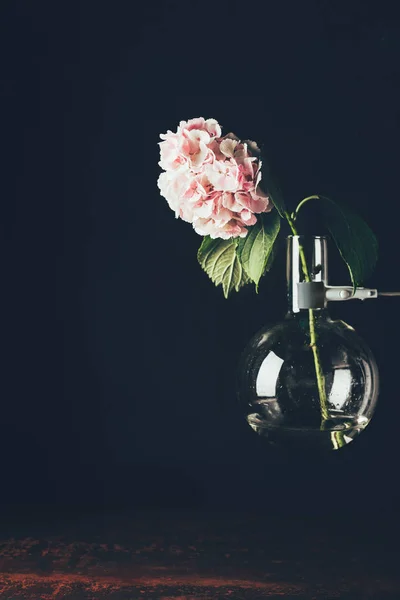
<box><xmin>296</xmin><ymin>282</ymin><xmax>395</xmax><ymax>309</ymax></box>
<box><xmin>325</xmin><ymin>286</ymin><xmax>378</xmax><ymax>301</ymax></box>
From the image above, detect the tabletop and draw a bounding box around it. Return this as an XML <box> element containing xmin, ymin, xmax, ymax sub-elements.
<box><xmin>0</xmin><ymin>509</ymin><xmax>399</xmax><ymax>599</ymax></box>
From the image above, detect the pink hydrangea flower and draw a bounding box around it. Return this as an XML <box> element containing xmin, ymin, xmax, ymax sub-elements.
<box><xmin>157</xmin><ymin>118</ymin><xmax>272</xmax><ymax>239</ymax></box>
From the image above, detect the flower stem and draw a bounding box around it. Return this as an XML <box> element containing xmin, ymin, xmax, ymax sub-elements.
<box><xmin>284</xmin><ymin>212</ymin><xmax>330</xmax><ymax>426</ymax></box>
<box><xmin>292</xmin><ymin>195</ymin><xmax>321</xmax><ymax>221</ymax></box>
<box><xmin>308</xmin><ymin>309</ymin><xmax>330</xmax><ymax>422</ymax></box>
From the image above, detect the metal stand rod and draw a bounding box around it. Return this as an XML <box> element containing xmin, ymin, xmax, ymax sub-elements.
<box><xmin>378</xmin><ymin>292</ymin><xmax>400</xmax><ymax>297</ymax></box>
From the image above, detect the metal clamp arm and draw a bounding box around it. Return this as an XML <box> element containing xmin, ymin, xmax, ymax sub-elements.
<box><xmin>296</xmin><ymin>282</ymin><xmax>397</xmax><ymax>309</ymax></box>
<box><xmin>325</xmin><ymin>286</ymin><xmax>378</xmax><ymax>301</ymax></box>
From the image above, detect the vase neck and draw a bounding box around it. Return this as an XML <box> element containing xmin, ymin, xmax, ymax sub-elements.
<box><xmin>287</xmin><ymin>235</ymin><xmax>329</xmax><ymax>315</ymax></box>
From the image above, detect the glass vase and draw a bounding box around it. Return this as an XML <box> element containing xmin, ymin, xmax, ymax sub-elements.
<box><xmin>237</xmin><ymin>235</ymin><xmax>379</xmax><ymax>451</ymax></box>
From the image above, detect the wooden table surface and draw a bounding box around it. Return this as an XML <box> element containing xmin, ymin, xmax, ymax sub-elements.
<box><xmin>0</xmin><ymin>510</ymin><xmax>399</xmax><ymax>599</ymax></box>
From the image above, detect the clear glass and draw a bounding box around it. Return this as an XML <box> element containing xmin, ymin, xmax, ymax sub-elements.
<box><xmin>237</xmin><ymin>236</ymin><xmax>379</xmax><ymax>451</ymax></box>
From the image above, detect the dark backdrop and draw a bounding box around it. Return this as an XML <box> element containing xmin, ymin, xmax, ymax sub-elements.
<box><xmin>2</xmin><ymin>0</ymin><xmax>400</xmax><ymax>519</ymax></box>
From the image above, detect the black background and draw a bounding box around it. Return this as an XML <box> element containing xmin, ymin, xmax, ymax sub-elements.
<box><xmin>2</xmin><ymin>0</ymin><xmax>400</xmax><ymax>521</ymax></box>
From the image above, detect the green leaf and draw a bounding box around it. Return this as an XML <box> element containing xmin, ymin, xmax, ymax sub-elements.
<box><xmin>259</xmin><ymin>154</ymin><xmax>287</xmax><ymax>218</ymax></box>
<box><xmin>264</xmin><ymin>239</ymin><xmax>278</xmax><ymax>272</ymax></box>
<box><xmin>297</xmin><ymin>196</ymin><xmax>378</xmax><ymax>290</ymax></box>
<box><xmin>326</xmin><ymin>206</ymin><xmax>378</xmax><ymax>290</ymax></box>
<box><xmin>197</xmin><ymin>237</ymin><xmax>250</xmax><ymax>298</ymax></box>
<box><xmin>236</xmin><ymin>212</ymin><xmax>281</xmax><ymax>290</ymax></box>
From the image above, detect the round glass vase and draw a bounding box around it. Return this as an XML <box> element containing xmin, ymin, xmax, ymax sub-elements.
<box><xmin>237</xmin><ymin>235</ymin><xmax>379</xmax><ymax>451</ymax></box>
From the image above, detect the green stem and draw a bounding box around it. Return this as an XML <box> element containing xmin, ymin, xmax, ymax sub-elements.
<box><xmin>292</xmin><ymin>195</ymin><xmax>321</xmax><ymax>221</ymax></box>
<box><xmin>284</xmin><ymin>211</ymin><xmax>330</xmax><ymax>426</ymax></box>
<box><xmin>331</xmin><ymin>430</ymin><xmax>347</xmax><ymax>449</ymax></box>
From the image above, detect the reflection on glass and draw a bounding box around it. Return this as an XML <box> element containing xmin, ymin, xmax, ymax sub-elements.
<box><xmin>328</xmin><ymin>368</ymin><xmax>352</xmax><ymax>410</ymax></box>
<box><xmin>256</xmin><ymin>351</ymin><xmax>284</xmax><ymax>398</ymax></box>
